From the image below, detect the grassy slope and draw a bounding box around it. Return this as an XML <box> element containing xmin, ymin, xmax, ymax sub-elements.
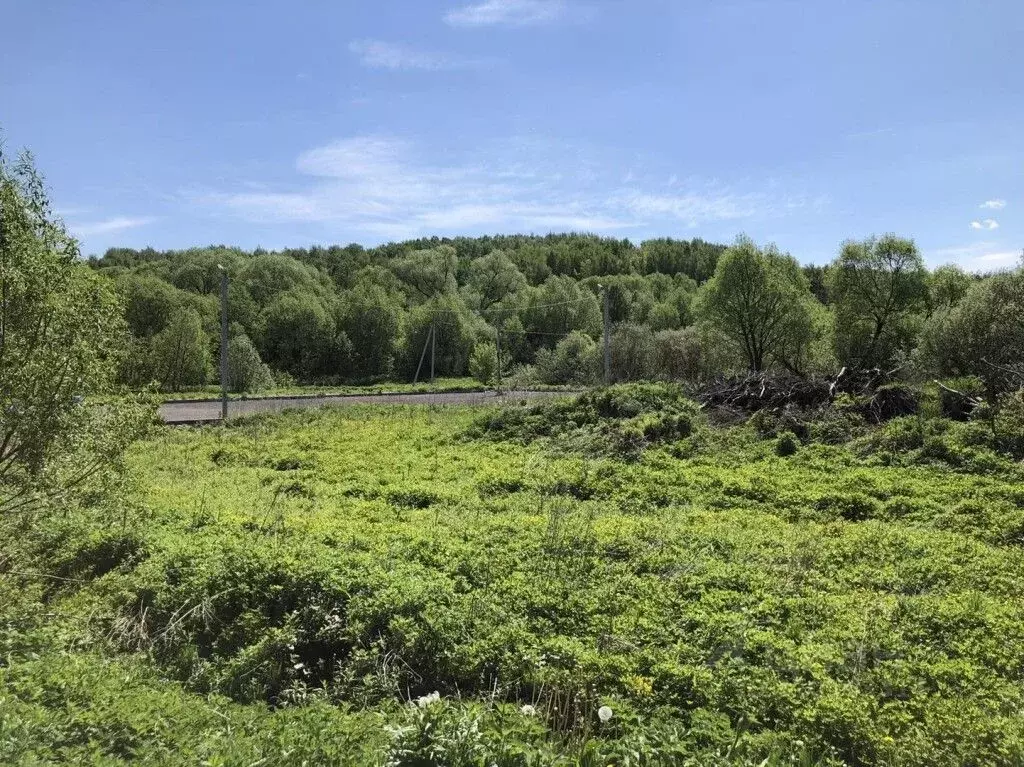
<box><xmin>3</xmin><ymin>402</ymin><xmax>1024</xmax><ymax>765</ymax></box>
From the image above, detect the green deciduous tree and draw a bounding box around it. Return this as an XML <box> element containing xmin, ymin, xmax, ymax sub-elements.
<box><xmin>227</xmin><ymin>333</ymin><xmax>273</xmax><ymax>393</ymax></box>
<box><xmin>463</xmin><ymin>250</ymin><xmax>527</xmax><ymax>311</ymax></box>
<box><xmin>522</xmin><ymin>276</ymin><xmax>602</xmax><ymax>346</ymax></box>
<box><xmin>468</xmin><ymin>341</ymin><xmax>498</xmax><ymax>385</ymax></box>
<box><xmin>827</xmin><ymin>234</ymin><xmax>928</xmax><ymax>369</ymax></box>
<box><xmin>610</xmin><ymin>323</ymin><xmax>657</xmax><ymax>382</ymax></box>
<box><xmin>695</xmin><ymin>237</ymin><xmax>817</xmax><ymax>372</ymax></box>
<box><xmin>918</xmin><ymin>269</ymin><xmax>1024</xmax><ymax>395</ymax></box>
<box><xmin>392</xmin><ymin>246</ymin><xmax>458</xmax><ymax>301</ymax></box>
<box><xmin>647</xmin><ymin>301</ymin><xmax>681</xmax><ymax>331</ymax></box>
<box><xmin>337</xmin><ymin>285</ymin><xmax>403</xmax><ymax>381</ymax></box>
<box><xmin>401</xmin><ymin>295</ymin><xmax>482</xmax><ymax>379</ymax></box>
<box><xmin>150</xmin><ymin>309</ymin><xmax>211</xmax><ymax>391</ymax></box>
<box><xmin>119</xmin><ymin>274</ymin><xmax>182</xmax><ymax>338</ymax></box>
<box><xmin>240</xmin><ymin>254</ymin><xmax>328</xmax><ymax>306</ymax></box>
<box><xmin>534</xmin><ymin>330</ymin><xmax>601</xmax><ymax>385</ymax></box>
<box><xmin>259</xmin><ymin>289</ymin><xmax>338</xmax><ymax>379</ymax></box>
<box><xmin>0</xmin><ymin>149</ymin><xmax>150</xmax><ymax>514</ymax></box>
<box><xmin>927</xmin><ymin>264</ymin><xmax>973</xmax><ymax>315</ymax></box>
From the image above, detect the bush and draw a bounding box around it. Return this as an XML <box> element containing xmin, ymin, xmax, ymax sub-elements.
<box><xmin>535</xmin><ymin>331</ymin><xmax>601</xmax><ymax>386</ymax></box>
<box><xmin>609</xmin><ymin>323</ymin><xmax>657</xmax><ymax>382</ymax></box>
<box><xmin>228</xmin><ymin>334</ymin><xmax>274</xmax><ymax>393</ymax></box>
<box><xmin>150</xmin><ymin>309</ymin><xmax>212</xmax><ymax>391</ymax></box>
<box><xmin>468</xmin><ymin>342</ymin><xmax>497</xmax><ymax>386</ymax></box>
<box><xmin>775</xmin><ymin>431</ymin><xmax>799</xmax><ymax>457</ymax></box>
<box><xmin>470</xmin><ymin>383</ymin><xmax>698</xmax><ymax>458</ymax></box>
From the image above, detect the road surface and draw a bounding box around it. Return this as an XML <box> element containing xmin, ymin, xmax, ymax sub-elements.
<box><xmin>159</xmin><ymin>389</ymin><xmax>567</xmax><ymax>424</ymax></box>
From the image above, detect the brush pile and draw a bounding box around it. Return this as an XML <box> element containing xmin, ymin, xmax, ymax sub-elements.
<box><xmin>698</xmin><ymin>367</ymin><xmax>918</xmax><ymax>423</ymax></box>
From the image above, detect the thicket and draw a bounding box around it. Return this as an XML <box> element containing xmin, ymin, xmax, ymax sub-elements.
<box><xmin>90</xmin><ymin>232</ymin><xmax>1022</xmax><ymax>401</ymax></box>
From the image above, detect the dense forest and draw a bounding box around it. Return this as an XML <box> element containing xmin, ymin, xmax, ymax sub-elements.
<box><xmin>90</xmin><ymin>233</ymin><xmax>1020</xmax><ymax>397</ymax></box>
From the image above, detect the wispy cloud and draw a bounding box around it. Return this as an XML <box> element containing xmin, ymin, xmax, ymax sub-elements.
<box><xmin>980</xmin><ymin>199</ymin><xmax>1006</xmax><ymax>210</ymax></box>
<box><xmin>621</xmin><ymin>190</ymin><xmax>770</xmax><ymax>227</ymax></box>
<box><xmin>970</xmin><ymin>218</ymin><xmax>999</xmax><ymax>230</ymax></box>
<box><xmin>71</xmin><ymin>216</ymin><xmax>156</xmax><ymax>236</ymax></box>
<box><xmin>929</xmin><ymin>241</ymin><xmax>1019</xmax><ymax>271</ymax></box>
<box><xmin>846</xmin><ymin>127</ymin><xmax>895</xmax><ymax>140</ymax></box>
<box><xmin>348</xmin><ymin>39</ymin><xmax>480</xmax><ymax>71</ymax></box>
<box><xmin>444</xmin><ymin>0</ymin><xmax>573</xmax><ymax>27</ymax></box>
<box><xmin>199</xmin><ymin>135</ymin><xmax>808</xmax><ymax>241</ymax></box>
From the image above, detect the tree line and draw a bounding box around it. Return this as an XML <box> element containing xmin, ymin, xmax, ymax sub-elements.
<box><xmin>90</xmin><ymin>228</ymin><xmax>1021</xmax><ymax>396</ymax></box>
<box><xmin>89</xmin><ymin>235</ymin><xmax>723</xmax><ymax>390</ymax></box>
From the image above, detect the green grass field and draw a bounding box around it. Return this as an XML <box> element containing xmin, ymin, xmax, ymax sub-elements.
<box><xmin>4</xmin><ymin>388</ymin><xmax>1024</xmax><ymax>765</ymax></box>
<box><xmin>135</xmin><ymin>376</ymin><xmax>489</xmax><ymax>402</ymax></box>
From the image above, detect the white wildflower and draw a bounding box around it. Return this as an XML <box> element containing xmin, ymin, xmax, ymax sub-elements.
<box><xmin>597</xmin><ymin>705</ymin><xmax>613</xmax><ymax>723</ymax></box>
<box><xmin>415</xmin><ymin>691</ymin><xmax>441</xmax><ymax>708</ymax></box>
<box><xmin>520</xmin><ymin>704</ymin><xmax>537</xmax><ymax>716</ymax></box>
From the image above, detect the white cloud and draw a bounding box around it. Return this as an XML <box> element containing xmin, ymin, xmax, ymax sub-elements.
<box><xmin>980</xmin><ymin>199</ymin><xmax>1006</xmax><ymax>210</ymax></box>
<box><xmin>200</xmin><ymin>135</ymin><xmax>804</xmax><ymax>241</ymax></box>
<box><xmin>444</xmin><ymin>0</ymin><xmax>570</xmax><ymax>27</ymax></box>
<box><xmin>970</xmin><ymin>219</ymin><xmax>999</xmax><ymax>230</ymax></box>
<box><xmin>348</xmin><ymin>40</ymin><xmax>478</xmax><ymax>71</ymax></box>
<box><xmin>71</xmin><ymin>216</ymin><xmax>156</xmax><ymax>236</ymax></box>
<box><xmin>928</xmin><ymin>241</ymin><xmax>1020</xmax><ymax>271</ymax></box>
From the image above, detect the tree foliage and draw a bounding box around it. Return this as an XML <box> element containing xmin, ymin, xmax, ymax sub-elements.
<box><xmin>468</xmin><ymin>342</ymin><xmax>498</xmax><ymax>385</ymax></box>
<box><xmin>227</xmin><ymin>333</ymin><xmax>273</xmax><ymax>393</ymax></box>
<box><xmin>87</xmin><ymin>231</ymin><xmax>1017</xmax><ymax>389</ymax></box>
<box><xmin>150</xmin><ymin>309</ymin><xmax>211</xmax><ymax>391</ymax></box>
<box><xmin>0</xmin><ymin>149</ymin><xmax>149</xmax><ymax>514</ymax></box>
<box><xmin>828</xmin><ymin>234</ymin><xmax>928</xmax><ymax>369</ymax></box>
<box><xmin>695</xmin><ymin>237</ymin><xmax>818</xmax><ymax>372</ymax></box>
<box><xmin>534</xmin><ymin>331</ymin><xmax>601</xmax><ymax>385</ymax></box>
<box><xmin>919</xmin><ymin>268</ymin><xmax>1024</xmax><ymax>394</ymax></box>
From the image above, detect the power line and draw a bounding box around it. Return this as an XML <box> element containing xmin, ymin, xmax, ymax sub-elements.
<box><xmin>417</xmin><ymin>295</ymin><xmax>596</xmax><ymax>318</ymax></box>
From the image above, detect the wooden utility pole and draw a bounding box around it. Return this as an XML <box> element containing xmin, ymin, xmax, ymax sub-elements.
<box><xmin>494</xmin><ymin>328</ymin><xmax>502</xmax><ymax>393</ymax></box>
<box><xmin>602</xmin><ymin>286</ymin><xmax>611</xmax><ymax>385</ymax></box>
<box><xmin>413</xmin><ymin>324</ymin><xmax>432</xmax><ymax>384</ymax></box>
<box><xmin>219</xmin><ymin>266</ymin><xmax>229</xmax><ymax>420</ymax></box>
<box><xmin>429</xmin><ymin>320</ymin><xmax>436</xmax><ymax>384</ymax></box>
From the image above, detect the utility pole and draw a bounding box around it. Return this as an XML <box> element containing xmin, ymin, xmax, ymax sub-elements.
<box><xmin>602</xmin><ymin>286</ymin><xmax>611</xmax><ymax>385</ymax></box>
<box><xmin>413</xmin><ymin>324</ymin><xmax>432</xmax><ymax>384</ymax></box>
<box><xmin>494</xmin><ymin>328</ymin><xmax>502</xmax><ymax>394</ymax></box>
<box><xmin>218</xmin><ymin>266</ymin><xmax>229</xmax><ymax>420</ymax></box>
<box><xmin>430</xmin><ymin>320</ymin><xmax>436</xmax><ymax>384</ymax></box>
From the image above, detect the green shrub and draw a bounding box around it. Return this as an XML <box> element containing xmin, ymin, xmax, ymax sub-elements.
<box><xmin>228</xmin><ymin>333</ymin><xmax>274</xmax><ymax>393</ymax></box>
<box><xmin>468</xmin><ymin>342</ymin><xmax>497</xmax><ymax>386</ymax></box>
<box><xmin>775</xmin><ymin>431</ymin><xmax>799</xmax><ymax>457</ymax></box>
<box><xmin>471</xmin><ymin>383</ymin><xmax>697</xmax><ymax>458</ymax></box>
<box><xmin>812</xmin><ymin>491</ymin><xmax>880</xmax><ymax>521</ymax></box>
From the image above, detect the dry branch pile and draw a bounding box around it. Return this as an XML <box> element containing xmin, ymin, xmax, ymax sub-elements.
<box><xmin>697</xmin><ymin>367</ymin><xmax>917</xmax><ymax>423</ymax></box>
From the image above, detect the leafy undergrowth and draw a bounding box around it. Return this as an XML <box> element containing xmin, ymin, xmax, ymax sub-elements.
<box><xmin>468</xmin><ymin>382</ymin><xmax>697</xmax><ymax>458</ymax></box>
<box><xmin>4</xmin><ymin>390</ymin><xmax>1024</xmax><ymax>765</ymax></box>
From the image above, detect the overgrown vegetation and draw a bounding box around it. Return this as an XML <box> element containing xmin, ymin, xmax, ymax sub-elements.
<box><xmin>5</xmin><ymin>141</ymin><xmax>1024</xmax><ymax>765</ymax></box>
<box><xmin>6</xmin><ymin>385</ymin><xmax>1024</xmax><ymax>764</ymax></box>
<box><xmin>0</xmin><ymin>149</ymin><xmax>150</xmax><ymax>515</ymax></box>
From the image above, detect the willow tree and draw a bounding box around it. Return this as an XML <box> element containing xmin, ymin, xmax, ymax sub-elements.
<box><xmin>695</xmin><ymin>237</ymin><xmax>817</xmax><ymax>373</ymax></box>
<box><xmin>827</xmin><ymin>234</ymin><xmax>928</xmax><ymax>369</ymax></box>
<box><xmin>0</xmin><ymin>148</ymin><xmax>149</xmax><ymax>515</ymax></box>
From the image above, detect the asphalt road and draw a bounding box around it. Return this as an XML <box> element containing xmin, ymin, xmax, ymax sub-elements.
<box><xmin>159</xmin><ymin>389</ymin><xmax>566</xmax><ymax>424</ymax></box>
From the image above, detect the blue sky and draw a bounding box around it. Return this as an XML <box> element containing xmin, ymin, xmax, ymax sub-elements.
<box><xmin>2</xmin><ymin>0</ymin><xmax>1021</xmax><ymax>268</ymax></box>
